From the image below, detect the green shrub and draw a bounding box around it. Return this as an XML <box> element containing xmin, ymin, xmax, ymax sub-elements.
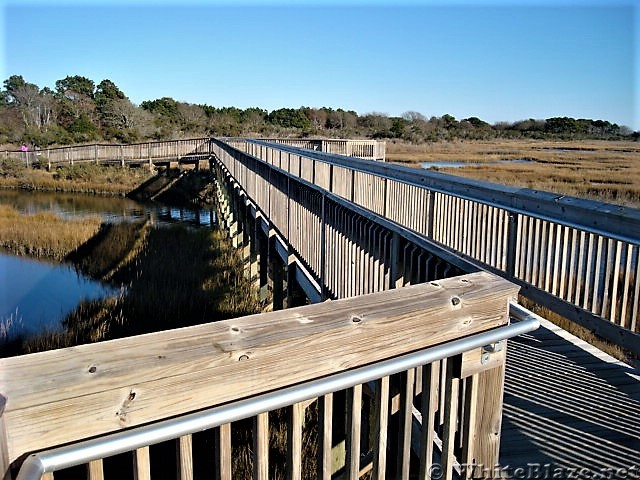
<box><xmin>0</xmin><ymin>157</ymin><xmax>27</xmax><ymax>177</ymax></box>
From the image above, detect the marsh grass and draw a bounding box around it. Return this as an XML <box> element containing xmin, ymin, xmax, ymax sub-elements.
<box><xmin>0</xmin><ymin>204</ymin><xmax>102</xmax><ymax>260</ymax></box>
<box><xmin>0</xmin><ymin>159</ymin><xmax>153</xmax><ymax>195</ymax></box>
<box><xmin>387</xmin><ymin>139</ymin><xmax>640</xmax><ymax>207</ymax></box>
<box><xmin>2</xmin><ymin>218</ymin><xmax>260</xmax><ymax>355</ymax></box>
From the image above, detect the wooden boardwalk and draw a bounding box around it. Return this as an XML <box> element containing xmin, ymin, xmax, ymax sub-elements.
<box><xmin>501</xmin><ymin>317</ymin><xmax>640</xmax><ymax>474</ymax></box>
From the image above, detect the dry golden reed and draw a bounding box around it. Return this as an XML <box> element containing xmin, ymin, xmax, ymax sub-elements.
<box><xmin>387</xmin><ymin>139</ymin><xmax>640</xmax><ymax>207</ymax></box>
<box><xmin>0</xmin><ymin>204</ymin><xmax>102</xmax><ymax>260</ymax></box>
<box><xmin>0</xmin><ymin>159</ymin><xmax>154</xmax><ymax>196</ymax></box>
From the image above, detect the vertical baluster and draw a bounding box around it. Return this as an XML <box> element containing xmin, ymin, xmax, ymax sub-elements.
<box><xmin>87</xmin><ymin>459</ymin><xmax>104</xmax><ymax>480</ymax></box>
<box><xmin>531</xmin><ymin>218</ymin><xmax>542</xmax><ymax>286</ymax></box>
<box><xmin>583</xmin><ymin>233</ymin><xmax>595</xmax><ymax>310</ymax></box>
<box><xmin>318</xmin><ymin>394</ymin><xmax>333</xmax><ymax>480</ymax></box>
<box><xmin>133</xmin><ymin>446</ymin><xmax>151</xmax><ymax>480</ymax></box>
<box><xmin>346</xmin><ymin>385</ymin><xmax>363</xmax><ymax>480</ymax></box>
<box><xmin>442</xmin><ymin>195</ymin><xmax>449</xmax><ymax>247</ymax></box>
<box><xmin>619</xmin><ymin>244</ymin><xmax>634</xmax><ymax>329</ymax></box>
<box><xmin>418</xmin><ymin>362</ymin><xmax>439</xmax><ymax>480</ymax></box>
<box><xmin>177</xmin><ymin>434</ymin><xmax>193</xmax><ymax>480</ymax></box>
<box><xmin>214</xmin><ymin>424</ymin><xmax>232</xmax><ymax>480</ymax></box>
<box><xmin>253</xmin><ymin>412</ymin><xmax>269</xmax><ymax>480</ymax></box>
<box><xmin>488</xmin><ymin>203</ymin><xmax>496</xmax><ymax>265</ymax></box>
<box><xmin>438</xmin><ymin>358</ymin><xmax>447</xmax><ymax>428</ymax></box>
<box><xmin>461</xmin><ymin>374</ymin><xmax>480</xmax><ymax>479</ymax></box>
<box><xmin>398</xmin><ymin>369</ymin><xmax>415</xmax><ymax>479</ymax></box>
<box><xmin>372</xmin><ymin>376</ymin><xmax>390</xmax><ymax>479</ymax></box>
<box><xmin>610</xmin><ymin>240</ymin><xmax>623</xmax><ymax>327</ymax></box>
<box><xmin>441</xmin><ymin>359</ymin><xmax>460</xmax><ymax>480</ymax></box>
<box><xmin>631</xmin><ymin>249</ymin><xmax>640</xmax><ymax>333</ymax></box>
<box><xmin>287</xmin><ymin>402</ymin><xmax>305</xmax><ymax>480</ymax></box>
<box><xmin>548</xmin><ymin>222</ymin><xmax>558</xmax><ymax>292</ymax></box>
<box><xmin>478</xmin><ymin>202</ymin><xmax>487</xmax><ymax>263</ymax></box>
<box><xmin>570</xmin><ymin>230</ymin><xmax>589</xmax><ymax>305</ymax></box>
<box><xmin>522</xmin><ymin>215</ymin><xmax>533</xmax><ymax>282</ymax></box>
<box><xmin>593</xmin><ymin>236</ymin><xmax>604</xmax><ymax>315</ymax></box>
<box><xmin>601</xmin><ymin>238</ymin><xmax>615</xmax><ymax>321</ymax></box>
<box><xmin>567</xmin><ymin>229</ymin><xmax>579</xmax><ymax>303</ymax></box>
<box><xmin>559</xmin><ymin>225</ymin><xmax>571</xmax><ymax>299</ymax></box>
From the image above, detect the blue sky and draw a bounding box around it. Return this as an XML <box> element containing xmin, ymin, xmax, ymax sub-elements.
<box><xmin>2</xmin><ymin>0</ymin><xmax>638</xmax><ymax>129</ymax></box>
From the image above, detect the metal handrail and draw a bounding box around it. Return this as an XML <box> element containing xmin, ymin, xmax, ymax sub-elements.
<box><xmin>15</xmin><ymin>302</ymin><xmax>540</xmax><ymax>480</ymax></box>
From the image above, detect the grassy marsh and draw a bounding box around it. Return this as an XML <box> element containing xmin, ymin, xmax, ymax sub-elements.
<box><xmin>0</xmin><ymin>204</ymin><xmax>102</xmax><ymax>260</ymax></box>
<box><xmin>1</xmin><ymin>221</ymin><xmax>259</xmax><ymax>355</ymax></box>
<box><xmin>0</xmin><ymin>158</ymin><xmax>154</xmax><ymax>195</ymax></box>
<box><xmin>387</xmin><ymin>139</ymin><xmax>640</xmax><ymax>207</ymax></box>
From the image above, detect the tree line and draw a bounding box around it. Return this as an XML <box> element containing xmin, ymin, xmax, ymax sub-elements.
<box><xmin>1</xmin><ymin>74</ymin><xmax>637</xmax><ymax>148</ymax></box>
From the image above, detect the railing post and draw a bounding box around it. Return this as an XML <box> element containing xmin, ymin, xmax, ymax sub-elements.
<box><xmin>269</xmin><ymin>228</ymin><xmax>285</xmax><ymax>311</ymax></box>
<box><xmin>257</xmin><ymin>218</ymin><xmax>269</xmax><ymax>301</ymax></box>
<box><xmin>389</xmin><ymin>232</ymin><xmax>403</xmax><ymax>289</ymax></box>
<box><xmin>472</xmin><ymin>363</ymin><xmax>506</xmax><ymax>471</ymax></box>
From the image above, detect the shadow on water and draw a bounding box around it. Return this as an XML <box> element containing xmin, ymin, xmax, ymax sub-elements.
<box><xmin>0</xmin><ymin>169</ymin><xmax>254</xmax><ymax>356</ymax></box>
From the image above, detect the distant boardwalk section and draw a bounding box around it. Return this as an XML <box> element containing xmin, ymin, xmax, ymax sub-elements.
<box><xmin>1</xmin><ymin>137</ymin><xmax>385</xmax><ymax>169</ymax></box>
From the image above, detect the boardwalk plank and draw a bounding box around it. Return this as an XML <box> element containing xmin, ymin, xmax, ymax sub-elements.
<box><xmin>501</xmin><ymin>318</ymin><xmax>640</xmax><ymax>470</ymax></box>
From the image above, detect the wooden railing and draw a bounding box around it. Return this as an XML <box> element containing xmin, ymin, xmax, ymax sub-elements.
<box><xmin>211</xmin><ymin>139</ymin><xmax>474</xmax><ymax>305</ymax></box>
<box><xmin>0</xmin><ymin>138</ymin><xmax>384</xmax><ymax>168</ymax></box>
<box><xmin>2</xmin><ymin>273</ymin><xmax>530</xmax><ymax>480</ymax></box>
<box><xmin>229</xmin><ymin>138</ymin><xmax>640</xmax><ymax>354</ymax></box>
<box><xmin>253</xmin><ymin>138</ymin><xmax>386</xmax><ymax>161</ymax></box>
<box><xmin>1</xmin><ymin>138</ymin><xmax>211</xmax><ymax>168</ymax></box>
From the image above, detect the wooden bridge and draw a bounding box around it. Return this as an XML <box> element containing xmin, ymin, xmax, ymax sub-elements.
<box><xmin>2</xmin><ymin>138</ymin><xmax>385</xmax><ymax>170</ymax></box>
<box><xmin>1</xmin><ymin>138</ymin><xmax>638</xmax><ymax>479</ymax></box>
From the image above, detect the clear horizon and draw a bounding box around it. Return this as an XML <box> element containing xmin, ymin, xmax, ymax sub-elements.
<box><xmin>2</xmin><ymin>0</ymin><xmax>638</xmax><ymax>130</ymax></box>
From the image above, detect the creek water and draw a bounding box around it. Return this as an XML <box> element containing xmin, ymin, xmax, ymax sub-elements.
<box><xmin>0</xmin><ymin>253</ymin><xmax>120</xmax><ymax>335</ymax></box>
<box><xmin>420</xmin><ymin>158</ymin><xmax>534</xmax><ymax>169</ymax></box>
<box><xmin>0</xmin><ymin>190</ymin><xmax>217</xmax><ymax>226</ymax></box>
<box><xmin>0</xmin><ymin>190</ymin><xmax>217</xmax><ymax>337</ymax></box>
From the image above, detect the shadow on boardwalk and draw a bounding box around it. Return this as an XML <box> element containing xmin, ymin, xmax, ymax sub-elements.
<box><xmin>500</xmin><ymin>318</ymin><xmax>640</xmax><ymax>475</ymax></box>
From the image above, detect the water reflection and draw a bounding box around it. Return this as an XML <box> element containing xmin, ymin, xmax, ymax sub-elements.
<box><xmin>0</xmin><ymin>191</ymin><xmax>219</xmax><ymax>337</ymax></box>
<box><xmin>0</xmin><ymin>253</ymin><xmax>120</xmax><ymax>335</ymax></box>
<box><xmin>0</xmin><ymin>190</ymin><xmax>217</xmax><ymax>227</ymax></box>
<box><xmin>420</xmin><ymin>158</ymin><xmax>534</xmax><ymax>169</ymax></box>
